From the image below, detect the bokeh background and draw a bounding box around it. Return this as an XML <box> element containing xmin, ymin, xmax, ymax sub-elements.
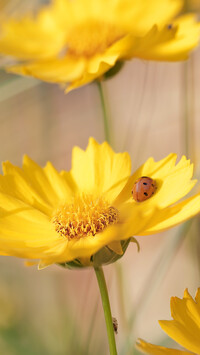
<box><xmin>0</xmin><ymin>1</ymin><xmax>200</xmax><ymax>354</ymax></box>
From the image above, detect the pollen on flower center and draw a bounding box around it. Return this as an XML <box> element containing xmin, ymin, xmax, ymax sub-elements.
<box><xmin>66</xmin><ymin>21</ymin><xmax>124</xmax><ymax>57</ymax></box>
<box><xmin>52</xmin><ymin>195</ymin><xmax>119</xmax><ymax>240</ymax></box>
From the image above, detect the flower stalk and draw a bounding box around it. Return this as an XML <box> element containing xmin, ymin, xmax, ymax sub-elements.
<box><xmin>94</xmin><ymin>266</ymin><xmax>117</xmax><ymax>355</ymax></box>
<box><xmin>97</xmin><ymin>81</ymin><xmax>111</xmax><ymax>144</ymax></box>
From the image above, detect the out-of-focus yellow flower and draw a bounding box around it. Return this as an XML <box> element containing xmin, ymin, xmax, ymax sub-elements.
<box><xmin>0</xmin><ymin>138</ymin><xmax>200</xmax><ymax>269</ymax></box>
<box><xmin>0</xmin><ymin>0</ymin><xmax>199</xmax><ymax>91</ymax></box>
<box><xmin>137</xmin><ymin>288</ymin><xmax>200</xmax><ymax>355</ymax></box>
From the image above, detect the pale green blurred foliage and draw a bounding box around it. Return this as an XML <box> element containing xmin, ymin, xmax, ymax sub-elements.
<box><xmin>0</xmin><ymin>1</ymin><xmax>200</xmax><ymax>354</ymax></box>
<box><xmin>0</xmin><ymin>282</ymin><xmax>16</xmax><ymax>328</ymax></box>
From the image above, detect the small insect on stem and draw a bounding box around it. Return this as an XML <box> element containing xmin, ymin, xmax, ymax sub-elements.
<box><xmin>112</xmin><ymin>317</ymin><xmax>118</xmax><ymax>334</ymax></box>
<box><xmin>132</xmin><ymin>176</ymin><xmax>157</xmax><ymax>202</ymax></box>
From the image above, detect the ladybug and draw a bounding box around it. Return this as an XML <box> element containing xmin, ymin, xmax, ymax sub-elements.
<box><xmin>132</xmin><ymin>176</ymin><xmax>157</xmax><ymax>202</ymax></box>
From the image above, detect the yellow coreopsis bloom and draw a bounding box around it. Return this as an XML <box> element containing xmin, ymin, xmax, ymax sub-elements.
<box><xmin>0</xmin><ymin>138</ymin><xmax>200</xmax><ymax>269</ymax></box>
<box><xmin>137</xmin><ymin>288</ymin><xmax>200</xmax><ymax>355</ymax></box>
<box><xmin>0</xmin><ymin>0</ymin><xmax>199</xmax><ymax>91</ymax></box>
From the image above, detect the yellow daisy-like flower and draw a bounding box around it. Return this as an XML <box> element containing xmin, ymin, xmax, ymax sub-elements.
<box><xmin>137</xmin><ymin>288</ymin><xmax>200</xmax><ymax>355</ymax></box>
<box><xmin>0</xmin><ymin>0</ymin><xmax>199</xmax><ymax>91</ymax></box>
<box><xmin>0</xmin><ymin>138</ymin><xmax>200</xmax><ymax>269</ymax></box>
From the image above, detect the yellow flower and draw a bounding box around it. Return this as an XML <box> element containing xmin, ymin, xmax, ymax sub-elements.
<box><xmin>0</xmin><ymin>0</ymin><xmax>199</xmax><ymax>91</ymax></box>
<box><xmin>0</xmin><ymin>138</ymin><xmax>200</xmax><ymax>269</ymax></box>
<box><xmin>137</xmin><ymin>288</ymin><xmax>200</xmax><ymax>355</ymax></box>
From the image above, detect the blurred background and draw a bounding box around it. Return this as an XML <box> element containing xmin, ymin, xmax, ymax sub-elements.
<box><xmin>0</xmin><ymin>1</ymin><xmax>200</xmax><ymax>354</ymax></box>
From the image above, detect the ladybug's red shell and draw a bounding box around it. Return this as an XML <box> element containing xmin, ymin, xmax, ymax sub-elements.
<box><xmin>132</xmin><ymin>176</ymin><xmax>157</xmax><ymax>202</ymax></box>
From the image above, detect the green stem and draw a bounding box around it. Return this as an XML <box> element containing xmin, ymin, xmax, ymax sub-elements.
<box><xmin>97</xmin><ymin>81</ymin><xmax>111</xmax><ymax>143</ymax></box>
<box><xmin>94</xmin><ymin>266</ymin><xmax>117</xmax><ymax>355</ymax></box>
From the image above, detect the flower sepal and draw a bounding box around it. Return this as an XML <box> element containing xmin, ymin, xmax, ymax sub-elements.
<box><xmin>58</xmin><ymin>259</ymin><xmax>84</xmax><ymax>269</ymax></box>
<box><xmin>92</xmin><ymin>238</ymin><xmax>131</xmax><ymax>267</ymax></box>
<box><xmin>102</xmin><ymin>61</ymin><xmax>124</xmax><ymax>81</ymax></box>
<box><xmin>58</xmin><ymin>238</ymin><xmax>134</xmax><ymax>270</ymax></box>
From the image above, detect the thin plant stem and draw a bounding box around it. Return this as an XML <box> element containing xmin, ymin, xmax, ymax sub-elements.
<box><xmin>94</xmin><ymin>266</ymin><xmax>117</xmax><ymax>355</ymax></box>
<box><xmin>96</xmin><ymin>81</ymin><xmax>111</xmax><ymax>144</ymax></box>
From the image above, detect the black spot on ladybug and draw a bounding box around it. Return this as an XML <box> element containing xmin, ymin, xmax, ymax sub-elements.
<box><xmin>144</xmin><ymin>192</ymin><xmax>148</xmax><ymax>196</ymax></box>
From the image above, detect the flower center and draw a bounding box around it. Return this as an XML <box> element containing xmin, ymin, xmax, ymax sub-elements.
<box><xmin>66</xmin><ymin>21</ymin><xmax>124</xmax><ymax>57</ymax></box>
<box><xmin>52</xmin><ymin>195</ymin><xmax>119</xmax><ymax>240</ymax></box>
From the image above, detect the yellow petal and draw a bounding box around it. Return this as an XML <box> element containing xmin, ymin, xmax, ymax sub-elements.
<box><xmin>67</xmin><ymin>34</ymin><xmax>137</xmax><ymax>91</ymax></box>
<box><xmin>171</xmin><ymin>289</ymin><xmax>200</xmax><ymax>325</ymax></box>
<box><xmin>66</xmin><ymin>54</ymin><xmax>119</xmax><ymax>92</ymax></box>
<box><xmin>70</xmin><ymin>137</ymin><xmax>131</xmax><ymax>202</ymax></box>
<box><xmin>22</xmin><ymin>155</ymin><xmax>61</xmax><ymax>208</ymax></box>
<box><xmin>0</xmin><ymin>192</ymin><xmax>63</xmax><ymax>259</ymax></box>
<box><xmin>7</xmin><ymin>56</ymin><xmax>85</xmax><ymax>84</ymax></box>
<box><xmin>126</xmin><ymin>24</ymin><xmax>178</xmax><ymax>59</ymax></box>
<box><xmin>159</xmin><ymin>289</ymin><xmax>200</xmax><ymax>355</ymax></box>
<box><xmin>126</xmin><ymin>13</ymin><xmax>200</xmax><ymax>62</ymax></box>
<box><xmin>115</xmin><ymin>154</ymin><xmax>196</xmax><ymax>209</ymax></box>
<box><xmin>1</xmin><ymin>156</ymin><xmax>74</xmax><ymax>214</ymax></box>
<box><xmin>195</xmin><ymin>288</ymin><xmax>200</xmax><ymax>304</ymax></box>
<box><xmin>139</xmin><ymin>194</ymin><xmax>200</xmax><ymax>235</ymax></box>
<box><xmin>1</xmin><ymin>160</ymin><xmax>52</xmax><ymax>215</ymax></box>
<box><xmin>38</xmin><ymin>259</ymin><xmax>56</xmax><ymax>270</ymax></box>
<box><xmin>115</xmin><ymin>201</ymin><xmax>157</xmax><ymax>240</ymax></box>
<box><xmin>159</xmin><ymin>319</ymin><xmax>200</xmax><ymax>355</ymax></box>
<box><xmin>149</xmin><ymin>14</ymin><xmax>200</xmax><ymax>61</ymax></box>
<box><xmin>39</xmin><ymin>224</ymin><xmax>123</xmax><ymax>265</ymax></box>
<box><xmin>0</xmin><ymin>3</ymin><xmax>66</xmax><ymax>59</ymax></box>
<box><xmin>136</xmin><ymin>339</ymin><xmax>191</xmax><ymax>355</ymax></box>
<box><xmin>43</xmin><ymin>161</ymin><xmax>74</xmax><ymax>202</ymax></box>
<box><xmin>127</xmin><ymin>0</ymin><xmax>182</xmax><ymax>35</ymax></box>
